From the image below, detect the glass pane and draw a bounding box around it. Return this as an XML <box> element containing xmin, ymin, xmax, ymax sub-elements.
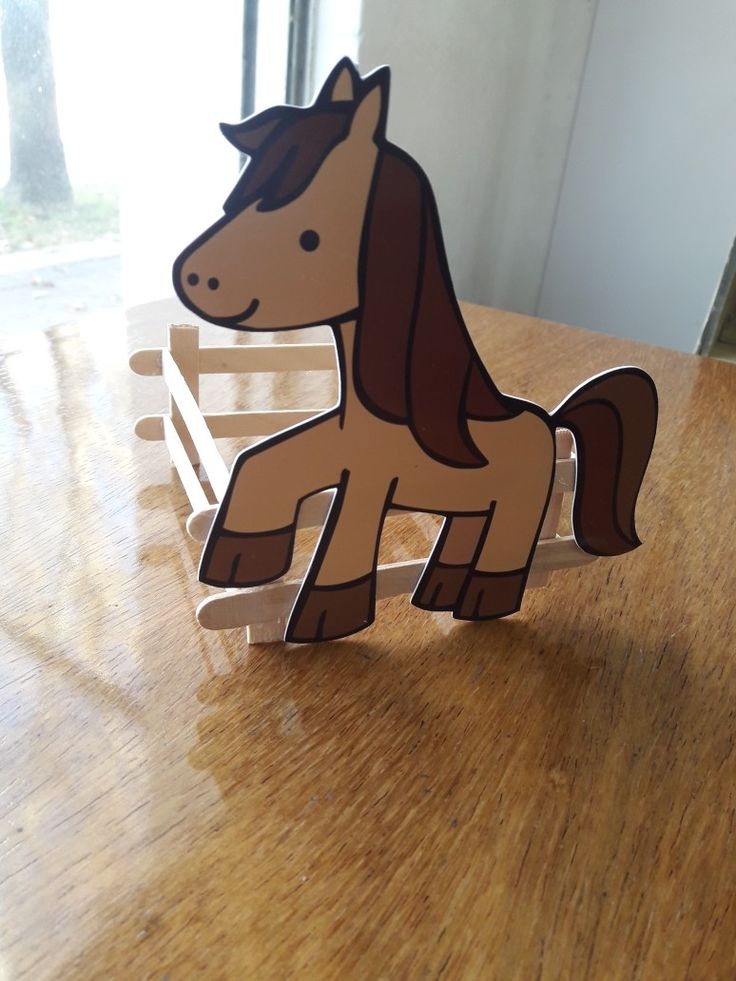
<box><xmin>0</xmin><ymin>0</ymin><xmax>292</xmax><ymax>334</ymax></box>
<box><xmin>0</xmin><ymin>0</ymin><xmax>122</xmax><ymax>334</ymax></box>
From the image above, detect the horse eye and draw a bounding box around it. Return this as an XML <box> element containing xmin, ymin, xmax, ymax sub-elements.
<box><xmin>299</xmin><ymin>229</ymin><xmax>320</xmax><ymax>252</ymax></box>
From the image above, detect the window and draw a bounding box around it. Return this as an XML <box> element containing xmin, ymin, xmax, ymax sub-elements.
<box><xmin>0</xmin><ymin>0</ymin><xmax>294</xmax><ymax>332</ymax></box>
<box><xmin>0</xmin><ymin>0</ymin><xmax>361</xmax><ymax>332</ymax></box>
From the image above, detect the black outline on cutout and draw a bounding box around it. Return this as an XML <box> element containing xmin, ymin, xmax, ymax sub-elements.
<box><xmin>174</xmin><ymin>57</ymin><xmax>659</xmax><ymax>642</ymax></box>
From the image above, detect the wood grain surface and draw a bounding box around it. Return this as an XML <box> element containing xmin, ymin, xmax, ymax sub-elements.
<box><xmin>1</xmin><ymin>304</ymin><xmax>735</xmax><ymax>980</ymax></box>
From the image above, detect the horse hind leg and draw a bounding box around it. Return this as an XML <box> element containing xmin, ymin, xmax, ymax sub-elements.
<box><xmin>454</xmin><ymin>566</ymin><xmax>527</xmax><ymax>621</ymax></box>
<box><xmin>412</xmin><ymin>515</ymin><xmax>487</xmax><ymax>611</ymax></box>
<box><xmin>453</xmin><ymin>492</ymin><xmax>549</xmax><ymax>621</ymax></box>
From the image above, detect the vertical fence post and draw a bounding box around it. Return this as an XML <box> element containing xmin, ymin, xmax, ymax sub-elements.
<box><xmin>528</xmin><ymin>428</ymin><xmax>574</xmax><ymax>588</ymax></box>
<box><xmin>245</xmin><ymin>618</ymin><xmax>288</xmax><ymax>644</ymax></box>
<box><xmin>169</xmin><ymin>324</ymin><xmax>200</xmax><ymax>467</ymax></box>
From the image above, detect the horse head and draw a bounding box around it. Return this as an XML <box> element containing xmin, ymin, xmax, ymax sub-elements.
<box><xmin>173</xmin><ymin>59</ymin><xmax>387</xmax><ymax>330</ymax></box>
<box><xmin>173</xmin><ymin>58</ymin><xmax>515</xmax><ymax>468</ymax></box>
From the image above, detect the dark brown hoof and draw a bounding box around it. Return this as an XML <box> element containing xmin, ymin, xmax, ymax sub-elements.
<box><xmin>199</xmin><ymin>526</ymin><xmax>294</xmax><ymax>588</ymax></box>
<box><xmin>453</xmin><ymin>569</ymin><xmax>527</xmax><ymax>621</ymax></box>
<box><xmin>412</xmin><ymin>561</ymin><xmax>471</xmax><ymax>611</ymax></box>
<box><xmin>286</xmin><ymin>575</ymin><xmax>374</xmax><ymax>643</ymax></box>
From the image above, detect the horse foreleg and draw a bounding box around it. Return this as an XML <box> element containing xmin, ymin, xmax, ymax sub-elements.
<box><xmin>412</xmin><ymin>515</ymin><xmax>487</xmax><ymax>611</ymax></box>
<box><xmin>200</xmin><ymin>418</ymin><xmax>340</xmax><ymax>588</ymax></box>
<box><xmin>286</xmin><ymin>472</ymin><xmax>396</xmax><ymax>643</ymax></box>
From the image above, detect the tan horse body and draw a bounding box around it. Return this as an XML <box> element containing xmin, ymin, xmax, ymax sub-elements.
<box><xmin>214</xmin><ymin>324</ymin><xmax>555</xmax><ymax>574</ymax></box>
<box><xmin>173</xmin><ymin>60</ymin><xmax>657</xmax><ymax>642</ymax></box>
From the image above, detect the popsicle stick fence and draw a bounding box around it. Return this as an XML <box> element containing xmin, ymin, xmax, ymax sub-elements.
<box><xmin>130</xmin><ymin>324</ymin><xmax>596</xmax><ymax>643</ymax></box>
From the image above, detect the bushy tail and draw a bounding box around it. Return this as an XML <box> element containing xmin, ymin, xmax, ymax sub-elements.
<box><xmin>552</xmin><ymin>367</ymin><xmax>658</xmax><ymax>556</ymax></box>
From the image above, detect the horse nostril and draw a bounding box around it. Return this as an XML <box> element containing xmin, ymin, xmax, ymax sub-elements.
<box><xmin>187</xmin><ymin>272</ymin><xmax>199</xmax><ymax>286</ymax></box>
<box><xmin>207</xmin><ymin>277</ymin><xmax>220</xmax><ymax>291</ymax></box>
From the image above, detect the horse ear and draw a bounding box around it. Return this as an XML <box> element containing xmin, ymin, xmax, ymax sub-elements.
<box><xmin>350</xmin><ymin>67</ymin><xmax>390</xmax><ymax>143</ymax></box>
<box><xmin>316</xmin><ymin>57</ymin><xmax>360</xmax><ymax>104</ymax></box>
<box><xmin>220</xmin><ymin>115</ymin><xmax>280</xmax><ymax>155</ymax></box>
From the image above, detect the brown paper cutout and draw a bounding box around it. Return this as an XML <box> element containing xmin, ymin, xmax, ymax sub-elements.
<box><xmin>172</xmin><ymin>58</ymin><xmax>658</xmax><ymax>643</ymax></box>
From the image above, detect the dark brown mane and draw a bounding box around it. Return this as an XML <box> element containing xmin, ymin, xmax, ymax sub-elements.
<box><xmin>222</xmin><ymin>105</ymin><xmax>351</xmax><ymax>215</ymax></box>
<box><xmin>354</xmin><ymin>146</ymin><xmax>519</xmax><ymax>468</ymax></box>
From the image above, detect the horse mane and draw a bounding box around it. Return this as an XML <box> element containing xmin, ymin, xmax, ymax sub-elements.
<box><xmin>221</xmin><ymin>104</ymin><xmax>351</xmax><ymax>215</ymax></box>
<box><xmin>354</xmin><ymin>146</ymin><xmax>519</xmax><ymax>468</ymax></box>
<box><xmin>221</xmin><ymin>87</ymin><xmax>520</xmax><ymax>468</ymax></box>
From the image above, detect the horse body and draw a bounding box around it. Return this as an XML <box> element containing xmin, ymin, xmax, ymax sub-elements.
<box><xmin>172</xmin><ymin>58</ymin><xmax>657</xmax><ymax>643</ymax></box>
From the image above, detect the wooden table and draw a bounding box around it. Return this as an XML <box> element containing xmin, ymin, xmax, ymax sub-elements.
<box><xmin>2</xmin><ymin>303</ymin><xmax>735</xmax><ymax>979</ymax></box>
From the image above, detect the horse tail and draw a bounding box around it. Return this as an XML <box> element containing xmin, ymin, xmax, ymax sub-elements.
<box><xmin>552</xmin><ymin>367</ymin><xmax>658</xmax><ymax>556</ymax></box>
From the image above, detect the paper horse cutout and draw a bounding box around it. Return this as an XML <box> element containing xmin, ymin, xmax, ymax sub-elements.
<box><xmin>172</xmin><ymin>58</ymin><xmax>658</xmax><ymax>643</ymax></box>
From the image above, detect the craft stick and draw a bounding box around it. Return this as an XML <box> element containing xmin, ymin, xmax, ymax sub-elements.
<box><xmin>200</xmin><ymin>343</ymin><xmax>336</xmax><ymax>373</ymax></box>
<box><xmin>198</xmin><ymin>583</ymin><xmax>301</xmax><ymax>631</ymax></box>
<box><xmin>133</xmin><ymin>409</ymin><xmax>325</xmax><ymax>441</ymax></box>
<box><xmin>134</xmin><ymin>415</ymin><xmax>165</xmax><ymax>440</ymax></box>
<box><xmin>129</xmin><ymin>348</ymin><xmax>163</xmax><ymax>375</ymax></box>
<box><xmin>161</xmin><ymin>348</ymin><xmax>230</xmax><ymax>499</ymax></box>
<box><xmin>163</xmin><ymin>416</ymin><xmax>210</xmax><ymax>513</ymax></box>
<box><xmin>185</xmin><ymin>456</ymin><xmax>578</xmax><ymax>543</ymax></box>
<box><xmin>202</xmin><ymin>409</ymin><xmax>324</xmax><ymax>437</ymax></box>
<box><xmin>539</xmin><ymin>429</ymin><xmax>574</xmax><ymax>540</ymax></box>
<box><xmin>195</xmin><ymin>536</ymin><xmax>597</xmax><ymax>632</ymax></box>
<box><xmin>129</xmin><ymin>342</ymin><xmax>336</xmax><ymax>376</ymax></box>
<box><xmin>531</xmin><ymin>428</ymin><xmax>576</xmax><ymax>587</ymax></box>
<box><xmin>554</xmin><ymin>455</ymin><xmax>575</xmax><ymax>493</ymax></box>
<box><xmin>169</xmin><ymin>325</ymin><xmax>200</xmax><ymax>466</ymax></box>
<box><xmin>246</xmin><ymin>618</ymin><xmax>290</xmax><ymax>644</ymax></box>
<box><xmin>134</xmin><ymin>415</ymin><xmax>166</xmax><ymax>440</ymax></box>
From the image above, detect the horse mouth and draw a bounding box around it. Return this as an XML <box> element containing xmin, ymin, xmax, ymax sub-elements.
<box><xmin>236</xmin><ymin>297</ymin><xmax>260</xmax><ymax>324</ymax></box>
<box><xmin>210</xmin><ymin>297</ymin><xmax>260</xmax><ymax>328</ymax></box>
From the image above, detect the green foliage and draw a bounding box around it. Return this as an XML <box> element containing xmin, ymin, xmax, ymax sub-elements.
<box><xmin>0</xmin><ymin>185</ymin><xmax>119</xmax><ymax>253</ymax></box>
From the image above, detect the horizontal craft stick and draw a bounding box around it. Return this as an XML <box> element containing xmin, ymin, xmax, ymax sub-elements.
<box><xmin>195</xmin><ymin>537</ymin><xmax>597</xmax><ymax>631</ymax></box>
<box><xmin>185</xmin><ymin>456</ymin><xmax>577</xmax><ymax>542</ymax></box>
<box><xmin>134</xmin><ymin>409</ymin><xmax>327</xmax><ymax>441</ymax></box>
<box><xmin>129</xmin><ymin>342</ymin><xmax>336</xmax><ymax>377</ymax></box>
<box><xmin>200</xmin><ymin>343</ymin><xmax>336</xmax><ymax>373</ymax></box>
<box><xmin>129</xmin><ymin>348</ymin><xmax>163</xmax><ymax>376</ymax></box>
